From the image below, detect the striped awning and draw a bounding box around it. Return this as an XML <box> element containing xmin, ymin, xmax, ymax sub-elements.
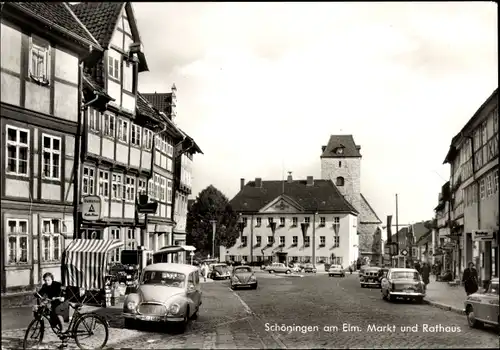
<box><xmin>63</xmin><ymin>239</ymin><xmax>123</xmax><ymax>290</ymax></box>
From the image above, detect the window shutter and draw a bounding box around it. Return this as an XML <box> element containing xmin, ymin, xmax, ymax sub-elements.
<box><xmin>45</xmin><ymin>46</ymin><xmax>50</xmax><ymax>80</ymax></box>
<box><xmin>28</xmin><ymin>37</ymin><xmax>33</xmax><ymax>76</ymax></box>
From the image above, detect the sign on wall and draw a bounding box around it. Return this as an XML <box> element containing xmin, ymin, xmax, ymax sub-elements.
<box><xmin>81</xmin><ymin>196</ymin><xmax>102</xmax><ymax>221</ymax></box>
<box><xmin>472</xmin><ymin>230</ymin><xmax>494</xmax><ymax>241</ymax></box>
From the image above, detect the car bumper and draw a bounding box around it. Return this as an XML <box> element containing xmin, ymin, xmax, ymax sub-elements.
<box><xmin>389</xmin><ymin>292</ymin><xmax>425</xmax><ymax>297</ymax></box>
<box><xmin>123</xmin><ymin>312</ymin><xmax>185</xmax><ymax>322</ymax></box>
<box><xmin>232</xmin><ymin>281</ymin><xmax>257</xmax><ymax>287</ymax></box>
<box><xmin>329</xmin><ymin>271</ymin><xmax>344</xmax><ymax>275</ymax></box>
<box><xmin>213</xmin><ymin>274</ymin><xmax>230</xmax><ymax>279</ymax></box>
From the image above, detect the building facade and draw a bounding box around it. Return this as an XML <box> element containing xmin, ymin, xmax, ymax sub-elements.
<box><xmin>222</xmin><ymin>175</ymin><xmax>359</xmax><ymax>266</ymax></box>
<box><xmin>0</xmin><ymin>2</ymin><xmax>102</xmax><ymax>293</ymax></box>
<box><xmin>320</xmin><ymin>135</ymin><xmax>383</xmax><ymax>262</ymax></box>
<box><xmin>441</xmin><ymin>88</ymin><xmax>498</xmax><ymax>284</ymax></box>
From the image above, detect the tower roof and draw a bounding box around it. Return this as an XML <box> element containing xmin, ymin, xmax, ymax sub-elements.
<box><xmin>321</xmin><ymin>135</ymin><xmax>362</xmax><ymax>158</ymax></box>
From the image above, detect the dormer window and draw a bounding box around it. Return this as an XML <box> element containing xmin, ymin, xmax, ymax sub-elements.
<box><xmin>29</xmin><ymin>36</ymin><xmax>50</xmax><ymax>85</ymax></box>
<box><xmin>336</xmin><ymin>177</ymin><xmax>345</xmax><ymax>186</ymax></box>
<box><xmin>335</xmin><ymin>147</ymin><xmax>344</xmax><ymax>155</ymax></box>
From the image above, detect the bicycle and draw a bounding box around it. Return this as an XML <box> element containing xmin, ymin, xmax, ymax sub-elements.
<box><xmin>23</xmin><ymin>292</ymin><xmax>109</xmax><ymax>349</ymax></box>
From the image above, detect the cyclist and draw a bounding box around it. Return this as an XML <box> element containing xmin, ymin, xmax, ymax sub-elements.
<box><xmin>37</xmin><ymin>272</ymin><xmax>69</xmax><ymax>334</ymax></box>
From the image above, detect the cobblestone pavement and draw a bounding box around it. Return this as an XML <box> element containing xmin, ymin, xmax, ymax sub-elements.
<box><xmin>1</xmin><ymin>276</ymin><xmax>284</xmax><ymax>349</ymax></box>
<box><xmin>235</xmin><ymin>273</ymin><xmax>499</xmax><ymax>349</ymax></box>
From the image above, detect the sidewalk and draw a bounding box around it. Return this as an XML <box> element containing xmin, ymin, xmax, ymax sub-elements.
<box><xmin>424</xmin><ymin>275</ymin><xmax>466</xmax><ymax>315</ymax></box>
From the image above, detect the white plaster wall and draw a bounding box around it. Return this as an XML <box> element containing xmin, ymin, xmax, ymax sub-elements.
<box><xmin>110</xmin><ymin>30</ymin><xmax>123</xmax><ymax>50</ymax></box>
<box><xmin>116</xmin><ymin>143</ymin><xmax>128</xmax><ymax>164</ymax></box>
<box><xmin>5</xmin><ymin>178</ymin><xmax>30</xmax><ymax>197</ymax></box>
<box><xmin>54</xmin><ymin>82</ymin><xmax>78</xmax><ymax>122</ymax></box>
<box><xmin>122</xmin><ymin>92</ymin><xmax>135</xmax><ymax>113</ymax></box>
<box><xmin>129</xmin><ymin>147</ymin><xmax>141</xmax><ymax>168</ymax></box>
<box><xmin>6</xmin><ymin>269</ymin><xmax>30</xmax><ymax>287</ymax></box>
<box><xmin>54</xmin><ymin>48</ymin><xmax>78</xmax><ymax>84</ymax></box>
<box><xmin>107</xmin><ymin>80</ymin><xmax>121</xmax><ymax>106</ymax></box>
<box><xmin>25</xmin><ymin>81</ymin><xmax>50</xmax><ymax>115</ymax></box>
<box><xmin>102</xmin><ymin>138</ymin><xmax>114</xmax><ymax>160</ymax></box>
<box><xmin>87</xmin><ymin>133</ymin><xmax>100</xmax><ymax>155</ymax></box>
<box><xmin>42</xmin><ymin>183</ymin><xmax>60</xmax><ymax>200</ymax></box>
<box><xmin>0</xmin><ymin>72</ymin><xmax>20</xmax><ymax>105</ymax></box>
<box><xmin>142</xmin><ymin>151</ymin><xmax>152</xmax><ymax>171</ymax></box>
<box><xmin>0</xmin><ymin>21</ymin><xmax>22</xmax><ymax>73</ymax></box>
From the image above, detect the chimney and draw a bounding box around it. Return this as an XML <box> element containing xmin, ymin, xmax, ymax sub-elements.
<box><xmin>287</xmin><ymin>172</ymin><xmax>293</xmax><ymax>183</ymax></box>
<box><xmin>321</xmin><ymin>146</ymin><xmax>326</xmax><ymax>152</ymax></box>
<box><xmin>306</xmin><ymin>176</ymin><xmax>314</xmax><ymax>186</ymax></box>
<box><xmin>255</xmin><ymin>177</ymin><xmax>262</xmax><ymax>188</ymax></box>
<box><xmin>240</xmin><ymin>178</ymin><xmax>245</xmax><ymax>190</ymax></box>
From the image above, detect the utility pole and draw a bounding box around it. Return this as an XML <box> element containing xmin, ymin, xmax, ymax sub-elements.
<box><xmin>210</xmin><ymin>220</ymin><xmax>216</xmax><ymax>260</ymax></box>
<box><xmin>395</xmin><ymin>194</ymin><xmax>399</xmax><ymax>267</ymax></box>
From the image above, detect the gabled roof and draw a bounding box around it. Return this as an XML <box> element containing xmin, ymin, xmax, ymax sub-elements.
<box><xmin>321</xmin><ymin>135</ymin><xmax>362</xmax><ymax>158</ymax></box>
<box><xmin>178</xmin><ymin>128</ymin><xmax>203</xmax><ymax>155</ymax></box>
<box><xmin>70</xmin><ymin>2</ymin><xmax>124</xmax><ymax>49</ymax></box>
<box><xmin>230</xmin><ymin>179</ymin><xmax>358</xmax><ymax>214</ymax></box>
<box><xmin>82</xmin><ymin>72</ymin><xmax>113</xmax><ymax>100</ymax></box>
<box><xmin>142</xmin><ymin>93</ymin><xmax>172</xmax><ymax>116</ymax></box>
<box><xmin>360</xmin><ymin>193</ymin><xmax>382</xmax><ymax>224</ymax></box>
<box><xmin>136</xmin><ymin>93</ymin><xmax>162</xmax><ymax>123</ymax></box>
<box><xmin>8</xmin><ymin>2</ymin><xmax>101</xmax><ymax>50</ymax></box>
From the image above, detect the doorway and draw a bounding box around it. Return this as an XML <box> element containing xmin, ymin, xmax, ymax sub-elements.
<box><xmin>277</xmin><ymin>252</ymin><xmax>287</xmax><ymax>264</ymax></box>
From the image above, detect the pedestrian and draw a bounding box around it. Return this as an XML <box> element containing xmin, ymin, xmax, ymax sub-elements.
<box><xmin>462</xmin><ymin>262</ymin><xmax>479</xmax><ymax>296</ymax></box>
<box><xmin>201</xmin><ymin>263</ymin><xmax>208</xmax><ymax>282</ymax></box>
<box><xmin>415</xmin><ymin>261</ymin><xmax>421</xmax><ymax>274</ymax></box>
<box><xmin>421</xmin><ymin>262</ymin><xmax>430</xmax><ymax>289</ymax></box>
<box><xmin>348</xmin><ymin>266</ymin><xmax>352</xmax><ymax>274</ymax></box>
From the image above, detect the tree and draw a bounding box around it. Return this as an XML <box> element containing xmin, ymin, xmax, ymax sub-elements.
<box><xmin>186</xmin><ymin>185</ymin><xmax>239</xmax><ymax>256</ymax></box>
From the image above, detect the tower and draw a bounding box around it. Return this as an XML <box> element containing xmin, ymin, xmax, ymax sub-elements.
<box><xmin>320</xmin><ymin>135</ymin><xmax>362</xmax><ymax>213</ymax></box>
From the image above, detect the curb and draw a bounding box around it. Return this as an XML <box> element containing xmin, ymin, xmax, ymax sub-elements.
<box><xmin>423</xmin><ymin>299</ymin><xmax>465</xmax><ymax>315</ymax></box>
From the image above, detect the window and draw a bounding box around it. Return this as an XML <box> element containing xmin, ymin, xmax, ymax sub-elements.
<box><xmin>98</xmin><ymin>170</ymin><xmax>110</xmax><ymax>197</ymax></box>
<box><xmin>41</xmin><ymin>219</ymin><xmax>61</xmax><ymax>261</ymax></box>
<box><xmin>279</xmin><ymin>236</ymin><xmax>285</xmax><ymax>246</ymax></box>
<box><xmin>110</xmin><ymin>228</ymin><xmax>121</xmax><ymax>262</ymax></box>
<box><xmin>131</xmin><ymin>124</ymin><xmax>141</xmax><ymax>146</ymax></box>
<box><xmin>167</xmin><ymin>140</ymin><xmax>174</xmax><ymax>157</ymax></box>
<box><xmin>29</xmin><ymin>36</ymin><xmax>50</xmax><ymax>83</ymax></box>
<box><xmin>256</xmin><ymin>218</ymin><xmax>262</xmax><ymax>227</ymax></box>
<box><xmin>304</xmin><ymin>217</ymin><xmax>310</xmax><ymax>224</ymax></box>
<box><xmin>6</xmin><ymin>126</ymin><xmax>29</xmax><ymax>176</ymax></box>
<box><xmin>319</xmin><ymin>217</ymin><xmax>326</xmax><ymax>226</ymax></box>
<box><xmin>241</xmin><ymin>236</ymin><xmax>247</xmax><ymax>246</ymax></box>
<box><xmin>242</xmin><ymin>217</ymin><xmax>248</xmax><ymax>226</ymax></box>
<box><xmin>256</xmin><ymin>236</ymin><xmax>262</xmax><ymax>246</ymax></box>
<box><xmin>268</xmin><ymin>217</ymin><xmax>274</xmax><ymax>226</ymax></box>
<box><xmin>495</xmin><ymin>170</ymin><xmax>499</xmax><ymax>193</ymax></box>
<box><xmin>486</xmin><ymin>174</ymin><xmax>493</xmax><ymax>197</ymax></box>
<box><xmin>333</xmin><ymin>217</ymin><xmax>340</xmax><ymax>234</ymax></box>
<box><xmin>279</xmin><ymin>217</ymin><xmax>285</xmax><ymax>226</ymax></box>
<box><xmin>292</xmin><ymin>217</ymin><xmax>298</xmax><ymax>226</ymax></box>
<box><xmin>82</xmin><ymin>166</ymin><xmax>95</xmax><ymax>195</ymax></box>
<box><xmin>319</xmin><ymin>236</ymin><xmax>326</xmax><ymax>246</ymax></box>
<box><xmin>126</xmin><ymin>228</ymin><xmax>136</xmax><ymax>249</ymax></box>
<box><xmin>148</xmin><ymin>178</ymin><xmax>156</xmax><ymax>199</ymax></box>
<box><xmin>125</xmin><ymin>176</ymin><xmax>135</xmax><ymax>201</ymax></box>
<box><xmin>493</xmin><ymin>109</ymin><xmax>498</xmax><ymax>134</ymax></box>
<box><xmin>480</xmin><ymin>178</ymin><xmax>485</xmax><ymax>199</ymax></box>
<box><xmin>292</xmin><ymin>236</ymin><xmax>298</xmax><ymax>246</ymax></box>
<box><xmin>482</xmin><ymin>122</ymin><xmax>488</xmax><ymax>145</ymax></box>
<box><xmin>88</xmin><ymin>108</ymin><xmax>99</xmax><ymax>131</ymax></box>
<box><xmin>103</xmin><ymin>114</ymin><xmax>115</xmax><ymax>137</ymax></box>
<box><xmin>267</xmin><ymin>236</ymin><xmax>273</xmax><ymax>245</ymax></box>
<box><xmin>336</xmin><ymin>177</ymin><xmax>345</xmax><ymax>186</ymax></box>
<box><xmin>108</xmin><ymin>55</ymin><xmax>120</xmax><ymax>80</ymax></box>
<box><xmin>339</xmin><ymin>161</ymin><xmax>342</xmax><ymax>168</ymax></box>
<box><xmin>42</xmin><ymin>135</ymin><xmax>61</xmax><ymax>180</ymax></box>
<box><xmin>333</xmin><ymin>236</ymin><xmax>340</xmax><ymax>248</ymax></box>
<box><xmin>117</xmin><ymin>119</ymin><xmax>129</xmax><ymax>143</ymax></box>
<box><xmin>143</xmin><ymin>129</ymin><xmax>153</xmax><ymax>150</ymax></box>
<box><xmin>167</xmin><ymin>180</ymin><xmax>173</xmax><ymax>203</ymax></box>
<box><xmin>112</xmin><ymin>173</ymin><xmax>123</xmax><ymax>199</ymax></box>
<box><xmin>159</xmin><ymin>176</ymin><xmax>166</xmax><ymax>202</ymax></box>
<box><xmin>7</xmin><ymin>219</ymin><xmax>28</xmax><ymax>264</ymax></box>
<box><xmin>304</xmin><ymin>236</ymin><xmax>310</xmax><ymax>247</ymax></box>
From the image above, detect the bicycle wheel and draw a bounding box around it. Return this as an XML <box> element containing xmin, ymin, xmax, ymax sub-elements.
<box><xmin>73</xmin><ymin>313</ymin><xmax>109</xmax><ymax>349</ymax></box>
<box><xmin>23</xmin><ymin>318</ymin><xmax>45</xmax><ymax>349</ymax></box>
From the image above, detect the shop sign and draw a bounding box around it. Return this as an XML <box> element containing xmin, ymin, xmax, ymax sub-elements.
<box><xmin>472</xmin><ymin>230</ymin><xmax>494</xmax><ymax>241</ymax></box>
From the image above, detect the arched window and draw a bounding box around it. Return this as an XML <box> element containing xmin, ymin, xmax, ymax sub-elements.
<box><xmin>338</xmin><ymin>161</ymin><xmax>342</xmax><ymax>168</ymax></box>
<box><xmin>336</xmin><ymin>177</ymin><xmax>345</xmax><ymax>186</ymax></box>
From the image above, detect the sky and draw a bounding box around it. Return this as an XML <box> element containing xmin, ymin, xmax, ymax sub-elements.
<box><xmin>133</xmin><ymin>2</ymin><xmax>498</xmax><ymax>228</ymax></box>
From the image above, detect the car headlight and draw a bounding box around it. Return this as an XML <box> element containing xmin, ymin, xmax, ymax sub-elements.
<box><xmin>169</xmin><ymin>303</ymin><xmax>180</xmax><ymax>314</ymax></box>
<box><xmin>215</xmin><ymin>271</ymin><xmax>220</xmax><ymax>275</ymax></box>
<box><xmin>232</xmin><ymin>276</ymin><xmax>239</xmax><ymax>282</ymax></box>
<box><xmin>127</xmin><ymin>301</ymin><xmax>137</xmax><ymax>310</ymax></box>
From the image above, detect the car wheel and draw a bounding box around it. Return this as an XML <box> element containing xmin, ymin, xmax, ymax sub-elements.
<box><xmin>415</xmin><ymin>296</ymin><xmax>423</xmax><ymax>304</ymax></box>
<box><xmin>252</xmin><ymin>283</ymin><xmax>258</xmax><ymax>290</ymax></box>
<box><xmin>230</xmin><ymin>284</ymin><xmax>235</xmax><ymax>290</ymax></box>
<box><xmin>466</xmin><ymin>306</ymin><xmax>483</xmax><ymax>328</ymax></box>
<box><xmin>361</xmin><ymin>284</ymin><xmax>365</xmax><ymax>288</ymax></box>
<box><xmin>286</xmin><ymin>270</ymin><xmax>291</xmax><ymax>274</ymax></box>
<box><xmin>269</xmin><ymin>270</ymin><xmax>274</xmax><ymax>274</ymax></box>
<box><xmin>124</xmin><ymin>319</ymin><xmax>136</xmax><ymax>329</ymax></box>
<box><xmin>176</xmin><ymin>308</ymin><xmax>190</xmax><ymax>334</ymax></box>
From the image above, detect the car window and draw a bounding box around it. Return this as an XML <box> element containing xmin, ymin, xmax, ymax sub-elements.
<box><xmin>235</xmin><ymin>267</ymin><xmax>252</xmax><ymax>273</ymax></box>
<box><xmin>142</xmin><ymin>271</ymin><xmax>186</xmax><ymax>288</ymax></box>
<box><xmin>488</xmin><ymin>282</ymin><xmax>499</xmax><ymax>295</ymax></box>
<box><xmin>391</xmin><ymin>271</ymin><xmax>420</xmax><ymax>280</ymax></box>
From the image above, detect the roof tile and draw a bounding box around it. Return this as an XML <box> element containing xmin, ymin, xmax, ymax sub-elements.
<box><xmin>142</xmin><ymin>93</ymin><xmax>172</xmax><ymax>117</ymax></box>
<box><xmin>321</xmin><ymin>135</ymin><xmax>362</xmax><ymax>158</ymax></box>
<box><xmin>230</xmin><ymin>179</ymin><xmax>358</xmax><ymax>214</ymax></box>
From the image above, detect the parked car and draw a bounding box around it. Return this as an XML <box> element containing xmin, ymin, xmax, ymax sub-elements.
<box><xmin>380</xmin><ymin>268</ymin><xmax>425</xmax><ymax>303</ymax></box>
<box><xmin>123</xmin><ymin>263</ymin><xmax>202</xmax><ymax>333</ymax></box>
<box><xmin>289</xmin><ymin>263</ymin><xmax>301</xmax><ymax>273</ymax></box>
<box><xmin>464</xmin><ymin>277</ymin><xmax>499</xmax><ymax>329</ymax></box>
<box><xmin>265</xmin><ymin>263</ymin><xmax>292</xmax><ymax>274</ymax></box>
<box><xmin>328</xmin><ymin>265</ymin><xmax>345</xmax><ymax>277</ymax></box>
<box><xmin>360</xmin><ymin>266</ymin><xmax>382</xmax><ymax>288</ymax></box>
<box><xmin>302</xmin><ymin>263</ymin><xmax>317</xmax><ymax>273</ymax></box>
<box><xmin>230</xmin><ymin>265</ymin><xmax>258</xmax><ymax>290</ymax></box>
<box><xmin>209</xmin><ymin>263</ymin><xmax>230</xmax><ymax>280</ymax></box>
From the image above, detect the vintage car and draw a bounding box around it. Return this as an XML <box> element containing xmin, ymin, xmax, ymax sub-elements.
<box><xmin>230</xmin><ymin>265</ymin><xmax>258</xmax><ymax>289</ymax></box>
<box><xmin>265</xmin><ymin>263</ymin><xmax>293</xmax><ymax>274</ymax></box>
<box><xmin>464</xmin><ymin>277</ymin><xmax>499</xmax><ymax>329</ymax></box>
<box><xmin>302</xmin><ymin>263</ymin><xmax>317</xmax><ymax>273</ymax></box>
<box><xmin>380</xmin><ymin>268</ymin><xmax>425</xmax><ymax>303</ymax></box>
<box><xmin>328</xmin><ymin>265</ymin><xmax>345</xmax><ymax>277</ymax></box>
<box><xmin>209</xmin><ymin>263</ymin><xmax>230</xmax><ymax>280</ymax></box>
<box><xmin>123</xmin><ymin>263</ymin><xmax>202</xmax><ymax>332</ymax></box>
<box><xmin>360</xmin><ymin>266</ymin><xmax>382</xmax><ymax>288</ymax></box>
